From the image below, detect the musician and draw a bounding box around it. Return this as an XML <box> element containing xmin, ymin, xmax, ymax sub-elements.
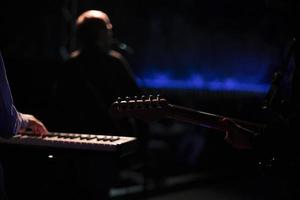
<box><xmin>223</xmin><ymin>0</ymin><xmax>299</xmax><ymax>153</ymax></box>
<box><xmin>0</xmin><ymin>51</ymin><xmax>48</xmax><ymax>199</ymax></box>
<box><xmin>50</xmin><ymin>10</ymin><xmax>142</xmax><ymax>200</ymax></box>
<box><xmin>54</xmin><ymin>10</ymin><xmax>140</xmax><ymax>135</ymax></box>
<box><xmin>0</xmin><ymin>53</ymin><xmax>48</xmax><ymax>137</ymax></box>
<box><xmin>222</xmin><ymin>1</ymin><xmax>300</xmax><ymax>198</ymax></box>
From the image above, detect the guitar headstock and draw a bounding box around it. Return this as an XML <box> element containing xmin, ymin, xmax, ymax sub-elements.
<box><xmin>110</xmin><ymin>94</ymin><xmax>169</xmax><ymax>122</ymax></box>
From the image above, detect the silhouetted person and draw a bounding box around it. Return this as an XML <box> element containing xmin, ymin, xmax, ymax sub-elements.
<box><xmin>50</xmin><ymin>10</ymin><xmax>143</xmax><ymax>200</ymax></box>
<box><xmin>222</xmin><ymin>2</ymin><xmax>300</xmax><ymax>199</ymax></box>
<box><xmin>54</xmin><ymin>10</ymin><xmax>140</xmax><ymax>135</ymax></box>
<box><xmin>0</xmin><ymin>51</ymin><xmax>48</xmax><ymax>199</ymax></box>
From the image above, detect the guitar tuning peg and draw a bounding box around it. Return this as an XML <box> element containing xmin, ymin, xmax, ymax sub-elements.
<box><xmin>125</xmin><ymin>96</ymin><xmax>131</xmax><ymax>102</ymax></box>
<box><xmin>134</xmin><ymin>96</ymin><xmax>138</xmax><ymax>102</ymax></box>
<box><xmin>156</xmin><ymin>94</ymin><xmax>161</xmax><ymax>101</ymax></box>
<box><xmin>117</xmin><ymin>97</ymin><xmax>122</xmax><ymax>103</ymax></box>
<box><xmin>149</xmin><ymin>94</ymin><xmax>154</xmax><ymax>101</ymax></box>
<box><xmin>141</xmin><ymin>95</ymin><xmax>146</xmax><ymax>101</ymax></box>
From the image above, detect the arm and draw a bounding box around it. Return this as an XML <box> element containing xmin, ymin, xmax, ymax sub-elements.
<box><xmin>0</xmin><ymin>52</ymin><xmax>47</xmax><ymax>137</ymax></box>
<box><xmin>221</xmin><ymin>118</ymin><xmax>256</xmax><ymax>149</ymax></box>
<box><xmin>0</xmin><ymin>52</ymin><xmax>21</xmax><ymax>136</ymax></box>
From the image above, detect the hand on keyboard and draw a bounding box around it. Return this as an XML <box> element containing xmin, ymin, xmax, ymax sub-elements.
<box><xmin>19</xmin><ymin>114</ymin><xmax>48</xmax><ymax>136</ymax></box>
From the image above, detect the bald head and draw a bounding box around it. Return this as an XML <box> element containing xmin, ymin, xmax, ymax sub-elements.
<box><xmin>76</xmin><ymin>10</ymin><xmax>112</xmax><ymax>30</ymax></box>
<box><xmin>76</xmin><ymin>10</ymin><xmax>113</xmax><ymax>50</ymax></box>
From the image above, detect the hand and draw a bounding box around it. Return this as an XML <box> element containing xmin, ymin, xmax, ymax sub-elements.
<box><xmin>221</xmin><ymin>118</ymin><xmax>253</xmax><ymax>149</ymax></box>
<box><xmin>19</xmin><ymin>114</ymin><xmax>48</xmax><ymax>136</ymax></box>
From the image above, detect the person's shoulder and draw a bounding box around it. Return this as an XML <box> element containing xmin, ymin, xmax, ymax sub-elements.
<box><xmin>70</xmin><ymin>50</ymin><xmax>81</xmax><ymax>59</ymax></box>
<box><xmin>59</xmin><ymin>50</ymin><xmax>83</xmax><ymax>75</ymax></box>
<box><xmin>63</xmin><ymin>50</ymin><xmax>81</xmax><ymax>65</ymax></box>
<box><xmin>109</xmin><ymin>50</ymin><xmax>126</xmax><ymax>61</ymax></box>
<box><xmin>108</xmin><ymin>50</ymin><xmax>129</xmax><ymax>66</ymax></box>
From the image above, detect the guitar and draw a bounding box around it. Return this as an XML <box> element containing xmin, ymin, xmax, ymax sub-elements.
<box><xmin>110</xmin><ymin>95</ymin><xmax>285</xmax><ymax>174</ymax></box>
<box><xmin>110</xmin><ymin>95</ymin><xmax>266</xmax><ymax>137</ymax></box>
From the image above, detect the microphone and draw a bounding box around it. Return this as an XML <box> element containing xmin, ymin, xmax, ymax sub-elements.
<box><xmin>112</xmin><ymin>39</ymin><xmax>134</xmax><ymax>55</ymax></box>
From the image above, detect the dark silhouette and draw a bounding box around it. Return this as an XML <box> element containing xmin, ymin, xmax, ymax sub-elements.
<box><xmin>0</xmin><ymin>52</ymin><xmax>48</xmax><ymax>137</ymax></box>
<box><xmin>53</xmin><ymin>10</ymin><xmax>140</xmax><ymax>135</ymax></box>
<box><xmin>222</xmin><ymin>1</ymin><xmax>300</xmax><ymax>199</ymax></box>
<box><xmin>43</xmin><ymin>10</ymin><xmax>143</xmax><ymax>200</ymax></box>
<box><xmin>0</xmin><ymin>51</ymin><xmax>48</xmax><ymax>200</ymax></box>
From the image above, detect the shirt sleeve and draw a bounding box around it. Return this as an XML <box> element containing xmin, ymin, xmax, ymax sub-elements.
<box><xmin>0</xmin><ymin>52</ymin><xmax>28</xmax><ymax>137</ymax></box>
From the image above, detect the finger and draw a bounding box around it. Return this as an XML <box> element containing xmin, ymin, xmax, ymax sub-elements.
<box><xmin>36</xmin><ymin>121</ymin><xmax>48</xmax><ymax>133</ymax></box>
<box><xmin>29</xmin><ymin>120</ymin><xmax>48</xmax><ymax>136</ymax></box>
<box><xmin>18</xmin><ymin>128</ymin><xmax>26</xmax><ymax>135</ymax></box>
<box><xmin>31</xmin><ymin>126</ymin><xmax>44</xmax><ymax>136</ymax></box>
<box><xmin>39</xmin><ymin>125</ymin><xmax>48</xmax><ymax>136</ymax></box>
<box><xmin>38</xmin><ymin>125</ymin><xmax>48</xmax><ymax>136</ymax></box>
<box><xmin>224</xmin><ymin>131</ymin><xmax>229</xmax><ymax>140</ymax></box>
<box><xmin>224</xmin><ymin>131</ymin><xmax>233</xmax><ymax>144</ymax></box>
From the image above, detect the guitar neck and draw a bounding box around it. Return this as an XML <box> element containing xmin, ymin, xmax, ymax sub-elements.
<box><xmin>166</xmin><ymin>104</ymin><xmax>265</xmax><ymax>136</ymax></box>
<box><xmin>110</xmin><ymin>96</ymin><xmax>266</xmax><ymax>136</ymax></box>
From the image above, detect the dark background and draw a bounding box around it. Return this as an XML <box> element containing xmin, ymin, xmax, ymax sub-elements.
<box><xmin>0</xmin><ymin>0</ymin><xmax>297</xmax><ymax>198</ymax></box>
<box><xmin>1</xmin><ymin>0</ymin><xmax>293</xmax><ymax>120</ymax></box>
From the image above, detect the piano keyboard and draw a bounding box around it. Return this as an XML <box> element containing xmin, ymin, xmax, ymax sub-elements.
<box><xmin>0</xmin><ymin>131</ymin><xmax>137</xmax><ymax>153</ymax></box>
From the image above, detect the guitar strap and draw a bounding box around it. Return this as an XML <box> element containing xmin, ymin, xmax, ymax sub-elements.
<box><xmin>263</xmin><ymin>36</ymin><xmax>296</xmax><ymax>115</ymax></box>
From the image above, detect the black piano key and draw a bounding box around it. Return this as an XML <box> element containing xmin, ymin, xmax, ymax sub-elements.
<box><xmin>96</xmin><ymin>136</ymin><xmax>105</xmax><ymax>141</ymax></box>
<box><xmin>57</xmin><ymin>134</ymin><xmax>65</xmax><ymax>138</ymax></box>
<box><xmin>45</xmin><ymin>133</ymin><xmax>56</xmax><ymax>138</ymax></box>
<box><xmin>80</xmin><ymin>135</ymin><xmax>90</xmax><ymax>140</ymax></box>
<box><xmin>68</xmin><ymin>134</ymin><xmax>80</xmax><ymax>139</ymax></box>
<box><xmin>109</xmin><ymin>136</ymin><xmax>120</xmax><ymax>142</ymax></box>
<box><xmin>102</xmin><ymin>136</ymin><xmax>110</xmax><ymax>141</ymax></box>
<box><xmin>52</xmin><ymin>133</ymin><xmax>62</xmax><ymax>137</ymax></box>
<box><xmin>86</xmin><ymin>136</ymin><xmax>97</xmax><ymax>140</ymax></box>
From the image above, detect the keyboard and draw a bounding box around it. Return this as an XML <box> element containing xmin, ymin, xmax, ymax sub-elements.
<box><xmin>0</xmin><ymin>131</ymin><xmax>137</xmax><ymax>154</ymax></box>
